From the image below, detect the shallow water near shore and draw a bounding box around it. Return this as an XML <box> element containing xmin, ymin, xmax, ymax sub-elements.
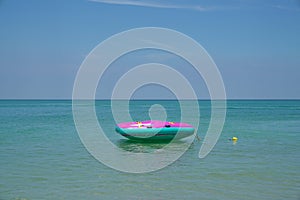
<box><xmin>0</xmin><ymin>100</ymin><xmax>299</xmax><ymax>199</ymax></box>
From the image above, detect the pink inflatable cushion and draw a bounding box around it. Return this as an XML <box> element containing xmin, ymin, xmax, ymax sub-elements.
<box><xmin>117</xmin><ymin>120</ymin><xmax>193</xmax><ymax>129</ymax></box>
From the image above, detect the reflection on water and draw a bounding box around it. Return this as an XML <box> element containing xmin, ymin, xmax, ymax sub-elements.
<box><xmin>116</xmin><ymin>137</ymin><xmax>194</xmax><ymax>153</ymax></box>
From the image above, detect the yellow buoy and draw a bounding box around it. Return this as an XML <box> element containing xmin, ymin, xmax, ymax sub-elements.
<box><xmin>232</xmin><ymin>137</ymin><xmax>238</xmax><ymax>141</ymax></box>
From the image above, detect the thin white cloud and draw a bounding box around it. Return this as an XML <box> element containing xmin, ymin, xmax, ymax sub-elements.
<box><xmin>272</xmin><ymin>4</ymin><xmax>300</xmax><ymax>11</ymax></box>
<box><xmin>89</xmin><ymin>0</ymin><xmax>209</xmax><ymax>11</ymax></box>
<box><xmin>90</xmin><ymin>0</ymin><xmax>300</xmax><ymax>12</ymax></box>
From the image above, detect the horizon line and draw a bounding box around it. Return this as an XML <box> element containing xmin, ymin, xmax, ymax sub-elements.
<box><xmin>1</xmin><ymin>98</ymin><xmax>300</xmax><ymax>101</ymax></box>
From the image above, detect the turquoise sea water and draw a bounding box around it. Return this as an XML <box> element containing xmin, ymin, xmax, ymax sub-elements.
<box><xmin>0</xmin><ymin>100</ymin><xmax>299</xmax><ymax>200</ymax></box>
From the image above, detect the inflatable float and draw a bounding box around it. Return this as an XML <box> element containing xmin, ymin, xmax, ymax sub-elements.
<box><xmin>115</xmin><ymin>120</ymin><xmax>195</xmax><ymax>141</ymax></box>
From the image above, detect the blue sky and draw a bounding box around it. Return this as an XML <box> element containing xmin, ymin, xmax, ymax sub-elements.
<box><xmin>0</xmin><ymin>0</ymin><xmax>299</xmax><ymax>99</ymax></box>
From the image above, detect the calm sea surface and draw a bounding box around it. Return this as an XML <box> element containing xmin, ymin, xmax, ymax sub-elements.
<box><xmin>0</xmin><ymin>100</ymin><xmax>299</xmax><ymax>200</ymax></box>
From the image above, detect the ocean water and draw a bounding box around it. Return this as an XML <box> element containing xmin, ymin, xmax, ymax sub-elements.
<box><xmin>0</xmin><ymin>100</ymin><xmax>299</xmax><ymax>200</ymax></box>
